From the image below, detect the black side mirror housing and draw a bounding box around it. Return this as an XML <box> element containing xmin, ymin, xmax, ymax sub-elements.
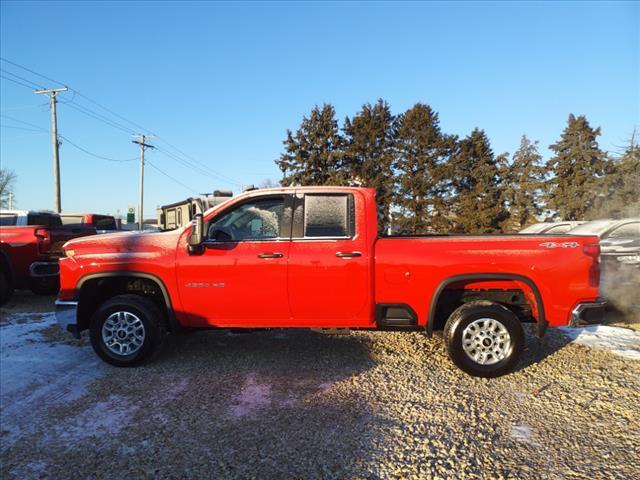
<box><xmin>187</xmin><ymin>213</ymin><xmax>204</xmax><ymax>254</ymax></box>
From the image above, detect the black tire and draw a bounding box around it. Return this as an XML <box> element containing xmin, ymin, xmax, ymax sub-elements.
<box><xmin>0</xmin><ymin>269</ymin><xmax>14</xmax><ymax>306</ymax></box>
<box><xmin>89</xmin><ymin>294</ymin><xmax>167</xmax><ymax>367</ymax></box>
<box><xmin>444</xmin><ymin>300</ymin><xmax>524</xmax><ymax>378</ymax></box>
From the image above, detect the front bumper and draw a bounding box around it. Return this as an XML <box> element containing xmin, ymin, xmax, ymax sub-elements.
<box><xmin>29</xmin><ymin>261</ymin><xmax>59</xmax><ymax>278</ymax></box>
<box><xmin>55</xmin><ymin>300</ymin><xmax>80</xmax><ymax>338</ymax></box>
<box><xmin>570</xmin><ymin>300</ymin><xmax>607</xmax><ymax>327</ymax></box>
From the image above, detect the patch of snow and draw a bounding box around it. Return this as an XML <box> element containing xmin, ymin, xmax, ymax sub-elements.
<box><xmin>510</xmin><ymin>424</ymin><xmax>536</xmax><ymax>444</ymax></box>
<box><xmin>48</xmin><ymin>394</ymin><xmax>139</xmax><ymax>444</ymax></box>
<box><xmin>228</xmin><ymin>374</ymin><xmax>272</xmax><ymax>418</ymax></box>
<box><xmin>558</xmin><ymin>325</ymin><xmax>640</xmax><ymax>360</ymax></box>
<box><xmin>0</xmin><ymin>313</ymin><xmax>106</xmax><ymax>449</ymax></box>
<box><xmin>317</xmin><ymin>381</ymin><xmax>334</xmax><ymax>391</ymax></box>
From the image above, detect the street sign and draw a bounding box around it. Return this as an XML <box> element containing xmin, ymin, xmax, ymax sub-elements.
<box><xmin>127</xmin><ymin>206</ymin><xmax>135</xmax><ymax>224</ymax></box>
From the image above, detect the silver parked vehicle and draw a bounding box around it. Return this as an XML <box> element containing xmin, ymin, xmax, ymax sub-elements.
<box><xmin>518</xmin><ymin>221</ymin><xmax>585</xmax><ymax>234</ymax></box>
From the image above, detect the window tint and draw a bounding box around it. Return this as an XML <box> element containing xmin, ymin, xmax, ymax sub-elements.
<box><xmin>607</xmin><ymin>223</ymin><xmax>640</xmax><ymax>239</ymax></box>
<box><xmin>94</xmin><ymin>216</ymin><xmax>117</xmax><ymax>230</ymax></box>
<box><xmin>0</xmin><ymin>214</ymin><xmax>17</xmax><ymax>226</ymax></box>
<box><xmin>304</xmin><ymin>194</ymin><xmax>353</xmax><ymax>237</ymax></box>
<box><xmin>61</xmin><ymin>216</ymin><xmax>84</xmax><ymax>227</ymax></box>
<box><xmin>208</xmin><ymin>197</ymin><xmax>284</xmax><ymax>241</ymax></box>
<box><xmin>27</xmin><ymin>214</ymin><xmax>62</xmax><ymax>227</ymax></box>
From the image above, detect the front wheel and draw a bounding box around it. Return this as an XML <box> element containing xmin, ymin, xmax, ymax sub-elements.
<box><xmin>444</xmin><ymin>300</ymin><xmax>524</xmax><ymax>378</ymax></box>
<box><xmin>89</xmin><ymin>294</ymin><xmax>166</xmax><ymax>367</ymax></box>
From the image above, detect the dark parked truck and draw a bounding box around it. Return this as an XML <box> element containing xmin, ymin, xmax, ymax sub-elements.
<box><xmin>55</xmin><ymin>187</ymin><xmax>605</xmax><ymax>377</ymax></box>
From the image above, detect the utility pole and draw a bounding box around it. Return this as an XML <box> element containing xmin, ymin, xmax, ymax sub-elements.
<box><xmin>34</xmin><ymin>86</ymin><xmax>68</xmax><ymax>213</ymax></box>
<box><xmin>8</xmin><ymin>192</ymin><xmax>13</xmax><ymax>210</ymax></box>
<box><xmin>132</xmin><ymin>135</ymin><xmax>154</xmax><ymax>230</ymax></box>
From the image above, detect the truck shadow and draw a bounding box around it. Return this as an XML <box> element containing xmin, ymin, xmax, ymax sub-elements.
<box><xmin>513</xmin><ymin>325</ymin><xmax>574</xmax><ymax>373</ymax></box>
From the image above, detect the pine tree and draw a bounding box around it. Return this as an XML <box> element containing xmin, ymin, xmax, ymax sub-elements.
<box><xmin>276</xmin><ymin>104</ymin><xmax>344</xmax><ymax>186</ymax></box>
<box><xmin>342</xmin><ymin>99</ymin><xmax>396</xmax><ymax>233</ymax></box>
<box><xmin>502</xmin><ymin>135</ymin><xmax>546</xmax><ymax>232</ymax></box>
<box><xmin>394</xmin><ymin>103</ymin><xmax>457</xmax><ymax>233</ymax></box>
<box><xmin>449</xmin><ymin>129</ymin><xmax>508</xmax><ymax>233</ymax></box>
<box><xmin>592</xmin><ymin>131</ymin><xmax>640</xmax><ymax>218</ymax></box>
<box><xmin>545</xmin><ymin>114</ymin><xmax>608</xmax><ymax>220</ymax></box>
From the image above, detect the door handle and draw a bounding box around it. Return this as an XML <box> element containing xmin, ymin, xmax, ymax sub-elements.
<box><xmin>336</xmin><ymin>251</ymin><xmax>362</xmax><ymax>258</ymax></box>
<box><xmin>258</xmin><ymin>253</ymin><xmax>284</xmax><ymax>259</ymax></box>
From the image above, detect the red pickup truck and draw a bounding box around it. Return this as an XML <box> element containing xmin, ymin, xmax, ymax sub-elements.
<box><xmin>55</xmin><ymin>187</ymin><xmax>605</xmax><ymax>377</ymax></box>
<box><xmin>0</xmin><ymin>211</ymin><xmax>95</xmax><ymax>304</ymax></box>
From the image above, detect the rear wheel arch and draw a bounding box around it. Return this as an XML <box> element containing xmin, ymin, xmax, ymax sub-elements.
<box><xmin>76</xmin><ymin>272</ymin><xmax>179</xmax><ymax>333</ymax></box>
<box><xmin>427</xmin><ymin>273</ymin><xmax>547</xmax><ymax>338</ymax></box>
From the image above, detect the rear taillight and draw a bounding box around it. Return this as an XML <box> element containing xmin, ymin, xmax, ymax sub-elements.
<box><xmin>35</xmin><ymin>228</ymin><xmax>51</xmax><ymax>253</ymax></box>
<box><xmin>584</xmin><ymin>243</ymin><xmax>601</xmax><ymax>287</ymax></box>
<box><xmin>583</xmin><ymin>243</ymin><xmax>601</xmax><ymax>258</ymax></box>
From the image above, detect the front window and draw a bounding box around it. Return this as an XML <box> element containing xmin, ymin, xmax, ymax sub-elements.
<box><xmin>208</xmin><ymin>197</ymin><xmax>285</xmax><ymax>241</ymax></box>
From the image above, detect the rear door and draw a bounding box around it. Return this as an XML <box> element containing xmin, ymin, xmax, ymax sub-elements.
<box><xmin>286</xmin><ymin>191</ymin><xmax>371</xmax><ymax>326</ymax></box>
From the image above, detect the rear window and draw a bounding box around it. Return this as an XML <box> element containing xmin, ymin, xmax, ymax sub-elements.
<box><xmin>94</xmin><ymin>216</ymin><xmax>117</xmax><ymax>230</ymax></box>
<box><xmin>303</xmin><ymin>194</ymin><xmax>354</xmax><ymax>238</ymax></box>
<box><xmin>61</xmin><ymin>215</ymin><xmax>84</xmax><ymax>228</ymax></box>
<box><xmin>27</xmin><ymin>214</ymin><xmax>62</xmax><ymax>227</ymax></box>
<box><xmin>0</xmin><ymin>214</ymin><xmax>17</xmax><ymax>226</ymax></box>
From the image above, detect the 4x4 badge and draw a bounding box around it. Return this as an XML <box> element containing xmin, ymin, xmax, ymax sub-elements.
<box><xmin>539</xmin><ymin>242</ymin><xmax>579</xmax><ymax>249</ymax></box>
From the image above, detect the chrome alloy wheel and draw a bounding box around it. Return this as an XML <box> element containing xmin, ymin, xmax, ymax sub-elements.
<box><xmin>461</xmin><ymin>318</ymin><xmax>512</xmax><ymax>365</ymax></box>
<box><xmin>102</xmin><ymin>311</ymin><xmax>146</xmax><ymax>356</ymax></box>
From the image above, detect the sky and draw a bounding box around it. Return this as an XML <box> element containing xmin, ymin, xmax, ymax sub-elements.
<box><xmin>0</xmin><ymin>1</ymin><xmax>638</xmax><ymax>218</ymax></box>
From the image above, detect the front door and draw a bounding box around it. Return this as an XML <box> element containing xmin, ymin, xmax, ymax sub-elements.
<box><xmin>176</xmin><ymin>195</ymin><xmax>292</xmax><ymax>327</ymax></box>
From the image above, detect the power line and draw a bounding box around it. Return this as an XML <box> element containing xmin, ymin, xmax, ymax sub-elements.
<box><xmin>0</xmin><ymin>114</ymin><xmax>48</xmax><ymax>131</ymax></box>
<box><xmin>63</xmin><ymin>102</ymin><xmax>137</xmax><ymax>135</ymax></box>
<box><xmin>0</xmin><ymin>74</ymin><xmax>35</xmax><ymax>90</ymax></box>
<box><xmin>0</xmin><ymin>57</ymin><xmax>66</xmax><ymax>87</ymax></box>
<box><xmin>1</xmin><ymin>56</ymin><xmax>244</xmax><ymax>187</ymax></box>
<box><xmin>0</xmin><ymin>68</ymin><xmax>45</xmax><ymax>89</ymax></box>
<box><xmin>0</xmin><ymin>124</ymin><xmax>48</xmax><ymax>132</ymax></box>
<box><xmin>59</xmin><ymin>135</ymin><xmax>138</xmax><ymax>162</ymax></box>
<box><xmin>146</xmin><ymin>160</ymin><xmax>199</xmax><ymax>194</ymax></box>
<box><xmin>154</xmin><ymin>145</ymin><xmax>242</xmax><ymax>187</ymax></box>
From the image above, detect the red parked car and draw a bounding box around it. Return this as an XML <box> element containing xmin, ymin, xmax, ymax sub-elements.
<box><xmin>0</xmin><ymin>210</ymin><xmax>95</xmax><ymax>303</ymax></box>
<box><xmin>55</xmin><ymin>187</ymin><xmax>604</xmax><ymax>377</ymax></box>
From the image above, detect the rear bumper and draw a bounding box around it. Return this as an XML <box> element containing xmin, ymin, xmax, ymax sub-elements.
<box><xmin>55</xmin><ymin>300</ymin><xmax>80</xmax><ymax>338</ymax></box>
<box><xmin>29</xmin><ymin>261</ymin><xmax>59</xmax><ymax>278</ymax></box>
<box><xmin>570</xmin><ymin>300</ymin><xmax>607</xmax><ymax>327</ymax></box>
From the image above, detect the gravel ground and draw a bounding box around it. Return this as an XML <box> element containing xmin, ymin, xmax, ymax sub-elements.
<box><xmin>1</xmin><ymin>293</ymin><xmax>639</xmax><ymax>480</ymax></box>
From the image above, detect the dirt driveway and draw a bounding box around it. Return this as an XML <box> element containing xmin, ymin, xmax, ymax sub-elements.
<box><xmin>1</xmin><ymin>292</ymin><xmax>639</xmax><ymax>479</ymax></box>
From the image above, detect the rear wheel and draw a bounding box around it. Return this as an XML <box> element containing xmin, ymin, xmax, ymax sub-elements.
<box><xmin>89</xmin><ymin>294</ymin><xmax>166</xmax><ymax>367</ymax></box>
<box><xmin>444</xmin><ymin>300</ymin><xmax>524</xmax><ymax>378</ymax></box>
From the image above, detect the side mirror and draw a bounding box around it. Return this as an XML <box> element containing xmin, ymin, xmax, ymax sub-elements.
<box><xmin>187</xmin><ymin>214</ymin><xmax>204</xmax><ymax>254</ymax></box>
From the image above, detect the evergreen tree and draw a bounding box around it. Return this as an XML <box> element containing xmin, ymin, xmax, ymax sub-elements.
<box><xmin>342</xmin><ymin>99</ymin><xmax>396</xmax><ymax>233</ymax></box>
<box><xmin>502</xmin><ymin>135</ymin><xmax>546</xmax><ymax>232</ymax></box>
<box><xmin>449</xmin><ymin>129</ymin><xmax>508</xmax><ymax>233</ymax></box>
<box><xmin>276</xmin><ymin>104</ymin><xmax>344</xmax><ymax>186</ymax></box>
<box><xmin>393</xmin><ymin>103</ymin><xmax>457</xmax><ymax>233</ymax></box>
<box><xmin>545</xmin><ymin>114</ymin><xmax>608</xmax><ymax>220</ymax></box>
<box><xmin>592</xmin><ymin>132</ymin><xmax>640</xmax><ymax>218</ymax></box>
